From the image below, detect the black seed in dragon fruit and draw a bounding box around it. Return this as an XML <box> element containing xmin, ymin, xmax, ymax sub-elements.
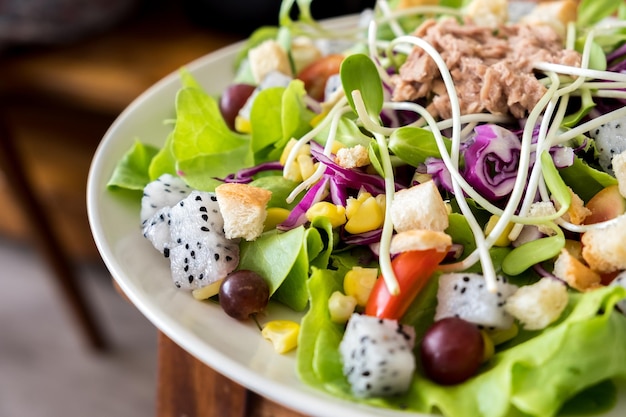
<box><xmin>589</xmin><ymin>116</ymin><xmax>626</xmax><ymax>175</ymax></box>
<box><xmin>141</xmin><ymin>174</ymin><xmax>192</xmax><ymax>256</ymax></box>
<box><xmin>339</xmin><ymin>313</ymin><xmax>416</xmax><ymax>398</ymax></box>
<box><xmin>435</xmin><ymin>273</ymin><xmax>519</xmax><ymax>330</ymax></box>
<box><xmin>168</xmin><ymin>191</ymin><xmax>240</xmax><ymax>290</ymax></box>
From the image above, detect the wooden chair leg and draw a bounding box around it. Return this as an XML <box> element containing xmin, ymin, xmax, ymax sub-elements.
<box><xmin>0</xmin><ymin>111</ymin><xmax>108</xmax><ymax>351</ymax></box>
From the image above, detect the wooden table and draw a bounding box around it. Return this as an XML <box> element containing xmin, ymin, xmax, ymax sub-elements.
<box><xmin>156</xmin><ymin>332</ymin><xmax>309</xmax><ymax>417</ymax></box>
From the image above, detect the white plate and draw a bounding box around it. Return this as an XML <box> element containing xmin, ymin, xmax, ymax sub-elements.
<box><xmin>87</xmin><ymin>14</ymin><xmax>626</xmax><ymax>417</ymax></box>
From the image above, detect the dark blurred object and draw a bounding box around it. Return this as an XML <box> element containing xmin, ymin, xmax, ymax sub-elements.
<box><xmin>0</xmin><ymin>0</ymin><xmax>144</xmax><ymax>51</ymax></box>
<box><xmin>182</xmin><ymin>0</ymin><xmax>376</xmax><ymax>34</ymax></box>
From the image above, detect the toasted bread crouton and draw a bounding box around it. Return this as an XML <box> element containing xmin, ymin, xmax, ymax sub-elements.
<box><xmin>215</xmin><ymin>183</ymin><xmax>272</xmax><ymax>241</ymax></box>
<box><xmin>613</xmin><ymin>150</ymin><xmax>626</xmax><ymax>199</ymax></box>
<box><xmin>553</xmin><ymin>248</ymin><xmax>601</xmax><ymax>291</ymax></box>
<box><xmin>248</xmin><ymin>40</ymin><xmax>293</xmax><ymax>84</ymax></box>
<box><xmin>528</xmin><ymin>201</ymin><xmax>557</xmax><ymax>235</ymax></box>
<box><xmin>390</xmin><ymin>181</ymin><xmax>449</xmax><ymax>233</ymax></box>
<box><xmin>291</xmin><ymin>36</ymin><xmax>322</xmax><ymax>74</ymax></box>
<box><xmin>504</xmin><ymin>277</ymin><xmax>569</xmax><ymax>330</ymax></box>
<box><xmin>390</xmin><ymin>229</ymin><xmax>452</xmax><ymax>254</ymax></box>
<box><xmin>397</xmin><ymin>0</ymin><xmax>439</xmax><ymax>9</ymax></box>
<box><xmin>519</xmin><ymin>0</ymin><xmax>578</xmax><ymax>39</ymax></box>
<box><xmin>581</xmin><ymin>214</ymin><xmax>626</xmax><ymax>274</ymax></box>
<box><xmin>465</xmin><ymin>0</ymin><xmax>508</xmax><ymax>28</ymax></box>
<box><xmin>553</xmin><ymin>187</ymin><xmax>591</xmax><ymax>225</ymax></box>
<box><xmin>335</xmin><ymin>144</ymin><xmax>370</xmax><ymax>169</ymax></box>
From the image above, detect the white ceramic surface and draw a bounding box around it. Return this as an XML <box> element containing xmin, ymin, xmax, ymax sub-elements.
<box><xmin>86</xmin><ymin>15</ymin><xmax>626</xmax><ymax>417</ymax></box>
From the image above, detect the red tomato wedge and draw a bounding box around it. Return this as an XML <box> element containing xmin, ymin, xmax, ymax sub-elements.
<box><xmin>296</xmin><ymin>54</ymin><xmax>344</xmax><ymax>101</ymax></box>
<box><xmin>365</xmin><ymin>249</ymin><xmax>448</xmax><ymax>320</ymax></box>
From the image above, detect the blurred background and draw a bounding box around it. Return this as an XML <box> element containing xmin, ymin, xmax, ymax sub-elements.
<box><xmin>0</xmin><ymin>0</ymin><xmax>373</xmax><ymax>415</ymax></box>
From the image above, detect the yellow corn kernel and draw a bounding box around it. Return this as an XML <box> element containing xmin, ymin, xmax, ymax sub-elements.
<box><xmin>343</xmin><ymin>267</ymin><xmax>378</xmax><ymax>307</ymax></box>
<box><xmin>375</xmin><ymin>193</ymin><xmax>386</xmax><ymax>213</ymax></box>
<box><xmin>345</xmin><ymin>191</ymin><xmax>372</xmax><ymax>218</ymax></box>
<box><xmin>191</xmin><ymin>279</ymin><xmax>223</xmax><ymax>300</ymax></box>
<box><xmin>306</xmin><ymin>202</ymin><xmax>346</xmax><ymax>228</ymax></box>
<box><xmin>297</xmin><ymin>154</ymin><xmax>317</xmax><ymax>180</ymax></box>
<box><xmin>261</xmin><ymin>320</ymin><xmax>300</xmax><ymax>354</ymax></box>
<box><xmin>486</xmin><ymin>323</ymin><xmax>519</xmax><ymax>345</ymax></box>
<box><xmin>328</xmin><ymin>291</ymin><xmax>357</xmax><ymax>323</ymax></box>
<box><xmin>480</xmin><ymin>330</ymin><xmax>495</xmax><ymax>362</ymax></box>
<box><xmin>344</xmin><ymin>196</ymin><xmax>384</xmax><ymax>234</ymax></box>
<box><xmin>330</xmin><ymin>140</ymin><xmax>346</xmax><ymax>154</ymax></box>
<box><xmin>235</xmin><ymin>116</ymin><xmax>252</xmax><ymax>134</ymax></box>
<box><xmin>279</xmin><ymin>139</ymin><xmax>311</xmax><ymax>165</ymax></box>
<box><xmin>264</xmin><ymin>207</ymin><xmax>290</xmax><ymax>231</ymax></box>
<box><xmin>484</xmin><ymin>215</ymin><xmax>515</xmax><ymax>247</ymax></box>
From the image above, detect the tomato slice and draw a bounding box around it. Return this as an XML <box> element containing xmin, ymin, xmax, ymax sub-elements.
<box><xmin>296</xmin><ymin>54</ymin><xmax>344</xmax><ymax>101</ymax></box>
<box><xmin>365</xmin><ymin>249</ymin><xmax>448</xmax><ymax>320</ymax></box>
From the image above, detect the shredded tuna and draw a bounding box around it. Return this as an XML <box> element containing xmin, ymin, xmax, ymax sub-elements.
<box><xmin>391</xmin><ymin>17</ymin><xmax>582</xmax><ymax>119</ymax></box>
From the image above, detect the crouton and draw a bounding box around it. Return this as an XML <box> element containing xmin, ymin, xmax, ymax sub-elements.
<box><xmin>553</xmin><ymin>187</ymin><xmax>591</xmax><ymax>225</ymax></box>
<box><xmin>215</xmin><ymin>183</ymin><xmax>272</xmax><ymax>241</ymax></box>
<box><xmin>465</xmin><ymin>0</ymin><xmax>509</xmax><ymax>28</ymax></box>
<box><xmin>613</xmin><ymin>150</ymin><xmax>626</xmax><ymax>199</ymax></box>
<box><xmin>248</xmin><ymin>40</ymin><xmax>293</xmax><ymax>84</ymax></box>
<box><xmin>519</xmin><ymin>0</ymin><xmax>578</xmax><ymax>39</ymax></box>
<box><xmin>553</xmin><ymin>248</ymin><xmax>601</xmax><ymax>291</ymax></box>
<box><xmin>291</xmin><ymin>36</ymin><xmax>323</xmax><ymax>74</ymax></box>
<box><xmin>389</xmin><ymin>229</ymin><xmax>452</xmax><ymax>254</ymax></box>
<box><xmin>390</xmin><ymin>181</ymin><xmax>449</xmax><ymax>233</ymax></box>
<box><xmin>335</xmin><ymin>144</ymin><xmax>370</xmax><ymax>169</ymax></box>
<box><xmin>397</xmin><ymin>0</ymin><xmax>439</xmax><ymax>8</ymax></box>
<box><xmin>528</xmin><ymin>201</ymin><xmax>557</xmax><ymax>235</ymax></box>
<box><xmin>504</xmin><ymin>277</ymin><xmax>569</xmax><ymax>330</ymax></box>
<box><xmin>581</xmin><ymin>214</ymin><xmax>626</xmax><ymax>273</ymax></box>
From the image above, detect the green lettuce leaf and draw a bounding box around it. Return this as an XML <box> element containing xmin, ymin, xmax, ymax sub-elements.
<box><xmin>297</xmin><ymin>279</ymin><xmax>626</xmax><ymax>417</ymax></box>
<box><xmin>107</xmin><ymin>139</ymin><xmax>159</xmax><ymax>191</ymax></box>
<box><xmin>172</xmin><ymin>86</ymin><xmax>253</xmax><ymax>191</ymax></box>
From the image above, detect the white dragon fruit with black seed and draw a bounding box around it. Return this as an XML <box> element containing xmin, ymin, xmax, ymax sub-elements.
<box><xmin>589</xmin><ymin>116</ymin><xmax>626</xmax><ymax>175</ymax></box>
<box><xmin>142</xmin><ymin>207</ymin><xmax>172</xmax><ymax>256</ymax></box>
<box><xmin>141</xmin><ymin>174</ymin><xmax>192</xmax><ymax>256</ymax></box>
<box><xmin>435</xmin><ymin>273</ymin><xmax>519</xmax><ymax>330</ymax></box>
<box><xmin>610</xmin><ymin>271</ymin><xmax>626</xmax><ymax>314</ymax></box>
<box><xmin>339</xmin><ymin>313</ymin><xmax>416</xmax><ymax>398</ymax></box>
<box><xmin>140</xmin><ymin>173</ymin><xmax>192</xmax><ymax>222</ymax></box>
<box><xmin>167</xmin><ymin>191</ymin><xmax>239</xmax><ymax>290</ymax></box>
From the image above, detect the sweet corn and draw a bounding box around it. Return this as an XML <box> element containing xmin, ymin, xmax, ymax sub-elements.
<box><xmin>481</xmin><ymin>330</ymin><xmax>495</xmax><ymax>362</ymax></box>
<box><xmin>328</xmin><ymin>291</ymin><xmax>357</xmax><ymax>323</ymax></box>
<box><xmin>235</xmin><ymin>116</ymin><xmax>252</xmax><ymax>134</ymax></box>
<box><xmin>297</xmin><ymin>154</ymin><xmax>317</xmax><ymax>180</ymax></box>
<box><xmin>486</xmin><ymin>323</ymin><xmax>519</xmax><ymax>345</ymax></box>
<box><xmin>306</xmin><ymin>202</ymin><xmax>346</xmax><ymax>228</ymax></box>
<box><xmin>344</xmin><ymin>194</ymin><xmax>384</xmax><ymax>234</ymax></box>
<box><xmin>264</xmin><ymin>207</ymin><xmax>290</xmax><ymax>231</ymax></box>
<box><xmin>484</xmin><ymin>214</ymin><xmax>515</xmax><ymax>247</ymax></box>
<box><xmin>279</xmin><ymin>139</ymin><xmax>310</xmax><ymax>165</ymax></box>
<box><xmin>191</xmin><ymin>279</ymin><xmax>223</xmax><ymax>300</ymax></box>
<box><xmin>343</xmin><ymin>266</ymin><xmax>378</xmax><ymax>307</ymax></box>
<box><xmin>262</xmin><ymin>320</ymin><xmax>300</xmax><ymax>354</ymax></box>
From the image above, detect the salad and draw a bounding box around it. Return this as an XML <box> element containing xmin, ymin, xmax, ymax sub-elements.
<box><xmin>107</xmin><ymin>0</ymin><xmax>626</xmax><ymax>416</ymax></box>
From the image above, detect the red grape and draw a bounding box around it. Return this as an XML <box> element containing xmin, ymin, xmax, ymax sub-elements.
<box><xmin>219</xmin><ymin>270</ymin><xmax>269</xmax><ymax>320</ymax></box>
<box><xmin>420</xmin><ymin>317</ymin><xmax>484</xmax><ymax>385</ymax></box>
<box><xmin>219</xmin><ymin>83</ymin><xmax>256</xmax><ymax>131</ymax></box>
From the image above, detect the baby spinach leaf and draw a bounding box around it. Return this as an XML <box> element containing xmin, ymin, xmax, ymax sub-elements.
<box><xmin>389</xmin><ymin>126</ymin><xmax>452</xmax><ymax>167</ymax></box>
<box><xmin>340</xmin><ymin>53</ymin><xmax>383</xmax><ymax>119</ymax></box>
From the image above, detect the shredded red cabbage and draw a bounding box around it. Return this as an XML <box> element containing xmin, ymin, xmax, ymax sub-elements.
<box><xmin>219</xmin><ymin>161</ymin><xmax>284</xmax><ymax>183</ymax></box>
<box><xmin>278</xmin><ymin>176</ymin><xmax>329</xmax><ymax>230</ymax></box>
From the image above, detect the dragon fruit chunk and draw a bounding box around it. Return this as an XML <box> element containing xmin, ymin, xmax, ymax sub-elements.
<box><xmin>435</xmin><ymin>273</ymin><xmax>519</xmax><ymax>330</ymax></box>
<box><xmin>168</xmin><ymin>191</ymin><xmax>240</xmax><ymax>290</ymax></box>
<box><xmin>339</xmin><ymin>313</ymin><xmax>416</xmax><ymax>398</ymax></box>
<box><xmin>140</xmin><ymin>174</ymin><xmax>192</xmax><ymax>256</ymax></box>
<box><xmin>589</xmin><ymin>117</ymin><xmax>626</xmax><ymax>175</ymax></box>
<box><xmin>142</xmin><ymin>207</ymin><xmax>173</xmax><ymax>256</ymax></box>
<box><xmin>140</xmin><ymin>173</ymin><xmax>192</xmax><ymax>223</ymax></box>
